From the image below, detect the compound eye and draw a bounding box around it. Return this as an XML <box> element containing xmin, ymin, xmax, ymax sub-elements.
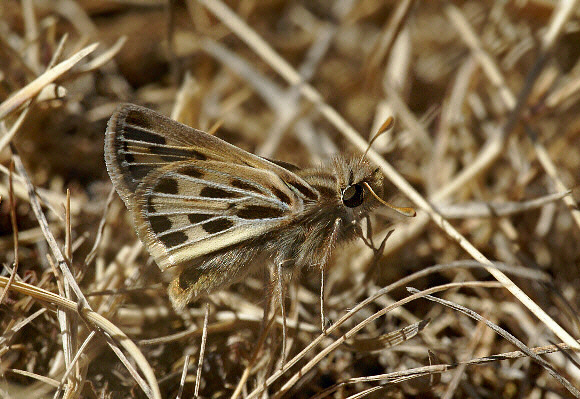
<box><xmin>342</xmin><ymin>184</ymin><xmax>364</xmax><ymax>208</ymax></box>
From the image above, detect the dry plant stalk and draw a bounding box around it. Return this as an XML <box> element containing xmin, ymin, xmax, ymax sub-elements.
<box><xmin>0</xmin><ymin>1</ymin><xmax>579</xmax><ymax>398</ymax></box>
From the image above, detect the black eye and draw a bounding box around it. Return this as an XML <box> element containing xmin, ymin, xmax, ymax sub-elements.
<box><xmin>342</xmin><ymin>184</ymin><xmax>364</xmax><ymax>208</ymax></box>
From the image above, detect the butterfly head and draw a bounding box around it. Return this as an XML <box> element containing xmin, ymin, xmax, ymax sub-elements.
<box><xmin>330</xmin><ymin>156</ymin><xmax>384</xmax><ymax>219</ymax></box>
<box><xmin>324</xmin><ymin>155</ymin><xmax>415</xmax><ymax>223</ymax></box>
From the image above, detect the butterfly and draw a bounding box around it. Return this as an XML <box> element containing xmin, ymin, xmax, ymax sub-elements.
<box><xmin>104</xmin><ymin>104</ymin><xmax>414</xmax><ymax>311</ymax></box>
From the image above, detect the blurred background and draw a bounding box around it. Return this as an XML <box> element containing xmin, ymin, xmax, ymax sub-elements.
<box><xmin>1</xmin><ymin>1</ymin><xmax>580</xmax><ymax>398</ymax></box>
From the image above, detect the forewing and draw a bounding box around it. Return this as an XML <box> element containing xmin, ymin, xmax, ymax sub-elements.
<box><xmin>105</xmin><ymin>104</ymin><xmax>319</xmax><ymax>207</ymax></box>
<box><xmin>131</xmin><ymin>160</ymin><xmax>303</xmax><ymax>270</ymax></box>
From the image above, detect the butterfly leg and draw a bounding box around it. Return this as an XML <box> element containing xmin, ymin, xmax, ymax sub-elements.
<box><xmin>319</xmin><ymin>218</ymin><xmax>342</xmax><ymax>334</ymax></box>
<box><xmin>277</xmin><ymin>260</ymin><xmax>287</xmax><ymax>365</ymax></box>
<box><xmin>260</xmin><ymin>270</ymin><xmax>273</xmax><ymax>334</ymax></box>
<box><xmin>269</xmin><ymin>258</ymin><xmax>295</xmax><ymax>366</ymax></box>
<box><xmin>270</xmin><ymin>259</ymin><xmax>292</xmax><ymax>366</ymax></box>
<box><xmin>320</xmin><ymin>265</ymin><xmax>326</xmax><ymax>334</ymax></box>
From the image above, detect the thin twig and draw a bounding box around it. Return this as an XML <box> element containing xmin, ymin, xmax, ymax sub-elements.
<box><xmin>176</xmin><ymin>354</ymin><xmax>191</xmax><ymax>399</ymax></box>
<box><xmin>408</xmin><ymin>286</ymin><xmax>580</xmax><ymax>397</ymax></box>
<box><xmin>0</xmin><ymin>43</ymin><xmax>98</xmax><ymax>119</ymax></box>
<box><xmin>10</xmin><ymin>146</ymin><xmax>160</xmax><ymax>399</ymax></box>
<box><xmin>0</xmin><ymin>161</ymin><xmax>19</xmax><ymax>305</ymax></box>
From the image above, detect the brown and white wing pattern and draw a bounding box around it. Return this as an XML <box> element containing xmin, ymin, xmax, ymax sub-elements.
<box><xmin>105</xmin><ymin>104</ymin><xmax>320</xmax><ymax>270</ymax></box>
<box><xmin>132</xmin><ymin>160</ymin><xmax>305</xmax><ymax>270</ymax></box>
<box><xmin>105</xmin><ymin>103</ymin><xmax>318</xmax><ymax>207</ymax></box>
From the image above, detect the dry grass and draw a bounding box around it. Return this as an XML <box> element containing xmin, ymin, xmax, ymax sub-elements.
<box><xmin>1</xmin><ymin>1</ymin><xmax>580</xmax><ymax>398</ymax></box>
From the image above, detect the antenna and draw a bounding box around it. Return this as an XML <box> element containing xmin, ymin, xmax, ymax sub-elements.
<box><xmin>362</xmin><ymin>116</ymin><xmax>394</xmax><ymax>159</ymax></box>
<box><xmin>362</xmin><ymin>116</ymin><xmax>416</xmax><ymax>218</ymax></box>
<box><xmin>362</xmin><ymin>182</ymin><xmax>416</xmax><ymax>217</ymax></box>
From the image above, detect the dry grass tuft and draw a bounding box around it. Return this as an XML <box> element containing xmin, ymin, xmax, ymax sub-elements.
<box><xmin>1</xmin><ymin>1</ymin><xmax>580</xmax><ymax>398</ymax></box>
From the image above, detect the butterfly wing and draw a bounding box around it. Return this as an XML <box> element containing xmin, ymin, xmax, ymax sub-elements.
<box><xmin>105</xmin><ymin>104</ymin><xmax>319</xmax><ymax>270</ymax></box>
<box><xmin>132</xmin><ymin>160</ymin><xmax>307</xmax><ymax>270</ymax></box>
<box><xmin>105</xmin><ymin>103</ymin><xmax>318</xmax><ymax>207</ymax></box>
